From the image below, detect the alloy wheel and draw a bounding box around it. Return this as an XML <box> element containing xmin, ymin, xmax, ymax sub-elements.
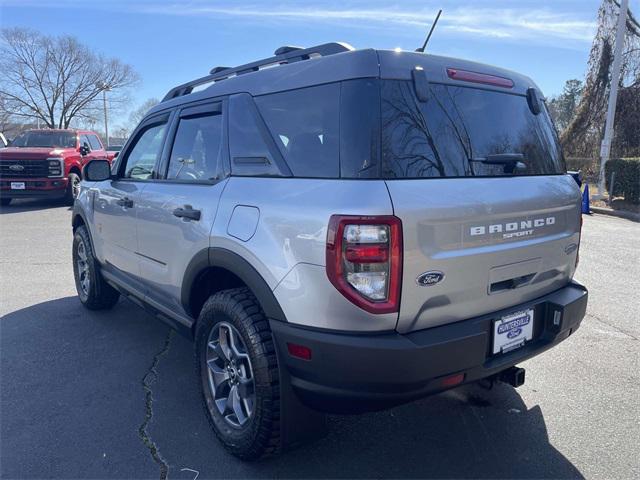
<box><xmin>76</xmin><ymin>238</ymin><xmax>90</xmax><ymax>296</ymax></box>
<box><xmin>72</xmin><ymin>175</ymin><xmax>81</xmax><ymax>199</ymax></box>
<box><xmin>206</xmin><ymin>322</ymin><xmax>256</xmax><ymax>428</ymax></box>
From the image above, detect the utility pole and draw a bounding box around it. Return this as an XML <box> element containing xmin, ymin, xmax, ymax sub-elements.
<box><xmin>102</xmin><ymin>88</ymin><xmax>109</xmax><ymax>147</ymax></box>
<box><xmin>597</xmin><ymin>0</ymin><xmax>629</xmax><ymax>197</ymax></box>
<box><xmin>97</xmin><ymin>82</ymin><xmax>111</xmax><ymax>147</ymax></box>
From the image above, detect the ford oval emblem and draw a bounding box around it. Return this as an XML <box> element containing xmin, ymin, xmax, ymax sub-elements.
<box><xmin>416</xmin><ymin>271</ymin><xmax>444</xmax><ymax>286</ymax></box>
<box><xmin>507</xmin><ymin>327</ymin><xmax>523</xmax><ymax>339</ymax></box>
<box><xmin>9</xmin><ymin>164</ymin><xmax>24</xmax><ymax>171</ymax></box>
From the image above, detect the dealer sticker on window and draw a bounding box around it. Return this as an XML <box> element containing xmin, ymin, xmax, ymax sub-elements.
<box><xmin>493</xmin><ymin>309</ymin><xmax>534</xmax><ymax>354</ymax></box>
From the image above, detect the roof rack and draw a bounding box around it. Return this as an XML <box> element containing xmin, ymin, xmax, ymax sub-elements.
<box><xmin>161</xmin><ymin>42</ymin><xmax>354</xmax><ymax>102</ymax></box>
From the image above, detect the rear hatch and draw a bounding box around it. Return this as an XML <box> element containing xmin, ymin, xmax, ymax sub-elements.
<box><xmin>378</xmin><ymin>63</ymin><xmax>581</xmax><ymax>333</ymax></box>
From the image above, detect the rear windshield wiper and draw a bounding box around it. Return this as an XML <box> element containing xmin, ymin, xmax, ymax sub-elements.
<box><xmin>469</xmin><ymin>154</ymin><xmax>526</xmax><ymax>173</ymax></box>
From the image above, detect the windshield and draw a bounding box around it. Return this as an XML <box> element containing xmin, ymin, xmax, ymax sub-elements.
<box><xmin>380</xmin><ymin>81</ymin><xmax>565</xmax><ymax>178</ymax></box>
<box><xmin>10</xmin><ymin>131</ymin><xmax>77</xmax><ymax>148</ymax></box>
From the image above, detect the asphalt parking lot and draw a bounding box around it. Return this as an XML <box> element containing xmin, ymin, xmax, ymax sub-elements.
<box><xmin>1</xmin><ymin>199</ymin><xmax>638</xmax><ymax>479</ymax></box>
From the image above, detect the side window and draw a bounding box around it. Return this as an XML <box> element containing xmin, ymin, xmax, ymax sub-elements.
<box><xmin>255</xmin><ymin>83</ymin><xmax>340</xmax><ymax>178</ymax></box>
<box><xmin>228</xmin><ymin>93</ymin><xmax>283</xmax><ymax>176</ymax></box>
<box><xmin>88</xmin><ymin>135</ymin><xmax>102</xmax><ymax>151</ymax></box>
<box><xmin>121</xmin><ymin>122</ymin><xmax>167</xmax><ymax>180</ymax></box>
<box><xmin>166</xmin><ymin>113</ymin><xmax>223</xmax><ymax>181</ymax></box>
<box><xmin>80</xmin><ymin>135</ymin><xmax>91</xmax><ymax>150</ymax></box>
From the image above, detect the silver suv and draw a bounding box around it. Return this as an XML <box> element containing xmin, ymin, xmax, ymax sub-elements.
<box><xmin>72</xmin><ymin>43</ymin><xmax>588</xmax><ymax>459</ymax></box>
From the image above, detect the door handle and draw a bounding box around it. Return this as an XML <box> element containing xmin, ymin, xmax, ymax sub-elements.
<box><xmin>116</xmin><ymin>197</ymin><xmax>133</xmax><ymax>208</ymax></box>
<box><xmin>173</xmin><ymin>205</ymin><xmax>201</xmax><ymax>221</ymax></box>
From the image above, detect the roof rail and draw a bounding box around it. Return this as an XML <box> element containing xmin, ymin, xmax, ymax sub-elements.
<box><xmin>274</xmin><ymin>45</ymin><xmax>304</xmax><ymax>55</ymax></box>
<box><xmin>161</xmin><ymin>42</ymin><xmax>354</xmax><ymax>102</ymax></box>
<box><xmin>209</xmin><ymin>66</ymin><xmax>231</xmax><ymax>74</ymax></box>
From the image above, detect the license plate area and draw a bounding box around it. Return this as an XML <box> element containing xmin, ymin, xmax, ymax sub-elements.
<box><xmin>10</xmin><ymin>182</ymin><xmax>26</xmax><ymax>190</ymax></box>
<box><xmin>493</xmin><ymin>309</ymin><xmax>534</xmax><ymax>354</ymax></box>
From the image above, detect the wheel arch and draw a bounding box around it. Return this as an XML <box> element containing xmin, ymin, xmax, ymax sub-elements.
<box><xmin>183</xmin><ymin>247</ymin><xmax>287</xmax><ymax>325</ymax></box>
<box><xmin>68</xmin><ymin>165</ymin><xmax>82</xmax><ymax>177</ymax></box>
<box><xmin>72</xmin><ymin>209</ymin><xmax>87</xmax><ymax>232</ymax></box>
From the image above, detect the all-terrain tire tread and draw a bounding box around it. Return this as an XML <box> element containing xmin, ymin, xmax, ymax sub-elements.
<box><xmin>195</xmin><ymin>287</ymin><xmax>281</xmax><ymax>460</ymax></box>
<box><xmin>73</xmin><ymin>225</ymin><xmax>120</xmax><ymax>310</ymax></box>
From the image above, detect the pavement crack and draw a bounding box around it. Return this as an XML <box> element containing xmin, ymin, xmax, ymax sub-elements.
<box><xmin>587</xmin><ymin>313</ymin><xmax>638</xmax><ymax>341</ymax></box>
<box><xmin>139</xmin><ymin>329</ymin><xmax>174</xmax><ymax>480</ymax></box>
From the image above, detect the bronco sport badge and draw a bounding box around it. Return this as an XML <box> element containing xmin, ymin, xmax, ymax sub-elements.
<box><xmin>470</xmin><ymin>216</ymin><xmax>556</xmax><ymax>240</ymax></box>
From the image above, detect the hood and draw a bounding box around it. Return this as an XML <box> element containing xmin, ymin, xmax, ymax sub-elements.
<box><xmin>0</xmin><ymin>147</ymin><xmax>76</xmax><ymax>160</ymax></box>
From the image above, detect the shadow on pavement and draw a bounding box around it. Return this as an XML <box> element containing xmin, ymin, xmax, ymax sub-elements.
<box><xmin>0</xmin><ymin>197</ymin><xmax>71</xmax><ymax>214</ymax></box>
<box><xmin>1</xmin><ymin>296</ymin><xmax>584</xmax><ymax>479</ymax></box>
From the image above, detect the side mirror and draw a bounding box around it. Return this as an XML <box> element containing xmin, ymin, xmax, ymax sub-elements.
<box><xmin>84</xmin><ymin>159</ymin><xmax>111</xmax><ymax>181</ymax></box>
<box><xmin>113</xmin><ymin>151</ymin><xmax>119</xmax><ymax>158</ymax></box>
<box><xmin>79</xmin><ymin>145</ymin><xmax>90</xmax><ymax>156</ymax></box>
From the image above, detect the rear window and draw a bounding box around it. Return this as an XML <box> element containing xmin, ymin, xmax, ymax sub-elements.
<box><xmin>380</xmin><ymin>80</ymin><xmax>565</xmax><ymax>178</ymax></box>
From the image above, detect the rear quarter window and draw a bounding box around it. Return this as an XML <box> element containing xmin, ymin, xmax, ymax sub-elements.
<box><xmin>255</xmin><ymin>83</ymin><xmax>340</xmax><ymax>178</ymax></box>
<box><xmin>228</xmin><ymin>93</ymin><xmax>284</xmax><ymax>177</ymax></box>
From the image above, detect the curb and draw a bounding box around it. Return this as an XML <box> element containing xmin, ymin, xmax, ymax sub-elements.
<box><xmin>589</xmin><ymin>206</ymin><xmax>640</xmax><ymax>222</ymax></box>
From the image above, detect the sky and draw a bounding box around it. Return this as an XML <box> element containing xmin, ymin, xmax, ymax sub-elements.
<box><xmin>1</xmin><ymin>0</ymin><xmax>638</xmax><ymax>128</ymax></box>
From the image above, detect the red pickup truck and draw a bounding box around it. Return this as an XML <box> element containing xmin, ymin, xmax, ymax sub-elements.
<box><xmin>0</xmin><ymin>129</ymin><xmax>109</xmax><ymax>206</ymax></box>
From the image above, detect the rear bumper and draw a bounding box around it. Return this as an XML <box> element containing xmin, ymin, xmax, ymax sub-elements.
<box><xmin>0</xmin><ymin>178</ymin><xmax>68</xmax><ymax>198</ymax></box>
<box><xmin>271</xmin><ymin>281</ymin><xmax>588</xmax><ymax>413</ymax></box>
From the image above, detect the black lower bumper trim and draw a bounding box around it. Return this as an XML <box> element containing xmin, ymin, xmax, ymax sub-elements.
<box><xmin>270</xmin><ymin>281</ymin><xmax>588</xmax><ymax>413</ymax></box>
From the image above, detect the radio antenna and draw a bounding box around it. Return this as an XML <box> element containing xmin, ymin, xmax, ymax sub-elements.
<box><xmin>416</xmin><ymin>9</ymin><xmax>442</xmax><ymax>53</ymax></box>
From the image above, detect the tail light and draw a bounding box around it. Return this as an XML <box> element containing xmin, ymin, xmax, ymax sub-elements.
<box><xmin>326</xmin><ymin>215</ymin><xmax>402</xmax><ymax>314</ymax></box>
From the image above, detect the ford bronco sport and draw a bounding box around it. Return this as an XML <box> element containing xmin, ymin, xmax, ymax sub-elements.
<box><xmin>0</xmin><ymin>129</ymin><xmax>108</xmax><ymax>206</ymax></box>
<box><xmin>71</xmin><ymin>43</ymin><xmax>588</xmax><ymax>459</ymax></box>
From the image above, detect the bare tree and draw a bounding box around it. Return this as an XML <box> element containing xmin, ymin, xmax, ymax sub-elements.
<box><xmin>128</xmin><ymin>97</ymin><xmax>160</xmax><ymax>128</ymax></box>
<box><xmin>0</xmin><ymin>96</ymin><xmax>13</xmax><ymax>134</ymax></box>
<box><xmin>547</xmin><ymin>79</ymin><xmax>584</xmax><ymax>132</ymax></box>
<box><xmin>0</xmin><ymin>28</ymin><xmax>138</xmax><ymax>129</ymax></box>
<box><xmin>561</xmin><ymin>0</ymin><xmax>639</xmax><ymax>157</ymax></box>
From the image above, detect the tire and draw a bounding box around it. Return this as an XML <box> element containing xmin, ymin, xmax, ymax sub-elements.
<box><xmin>72</xmin><ymin>225</ymin><xmax>120</xmax><ymax>310</ymax></box>
<box><xmin>65</xmin><ymin>172</ymin><xmax>81</xmax><ymax>205</ymax></box>
<box><xmin>0</xmin><ymin>198</ymin><xmax>11</xmax><ymax>207</ymax></box>
<box><xmin>195</xmin><ymin>288</ymin><xmax>281</xmax><ymax>460</ymax></box>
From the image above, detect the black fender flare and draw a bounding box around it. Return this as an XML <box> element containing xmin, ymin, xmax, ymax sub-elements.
<box><xmin>71</xmin><ymin>205</ymin><xmax>88</xmax><ymax>231</ymax></box>
<box><xmin>71</xmin><ymin>207</ymin><xmax>101</xmax><ymax>265</ymax></box>
<box><xmin>181</xmin><ymin>247</ymin><xmax>287</xmax><ymax>322</ymax></box>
